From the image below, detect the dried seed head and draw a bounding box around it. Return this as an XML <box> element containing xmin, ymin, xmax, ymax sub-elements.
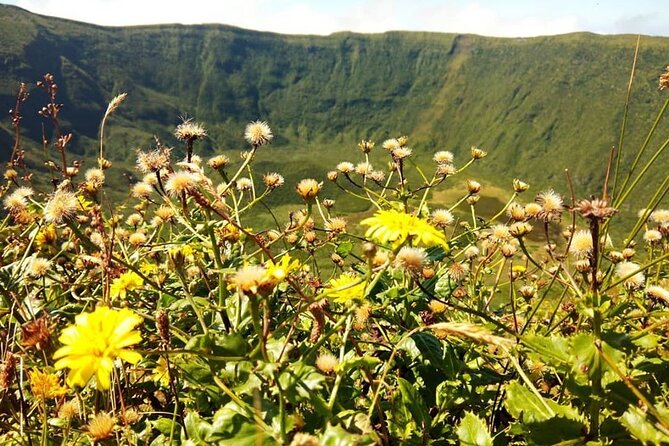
<box><xmin>382</xmin><ymin>138</ymin><xmax>400</xmax><ymax>151</ymax></box>
<box><xmin>391</xmin><ymin>147</ymin><xmax>412</xmax><ymax>160</ymax></box>
<box><xmin>466</xmin><ymin>180</ymin><xmax>481</xmax><ymax>194</ymax></box>
<box><xmin>236</xmin><ymin>177</ymin><xmax>253</xmax><ymax>191</ymax></box>
<box><xmin>21</xmin><ymin>315</ymin><xmax>53</xmax><ymax>351</ymax></box>
<box><xmin>156</xmin><ymin>310</ymin><xmax>170</xmax><ymax>344</ymax></box>
<box><xmin>470</xmin><ymin>146</ymin><xmax>487</xmax><ymax>159</ymax></box>
<box><xmin>647</xmin><ymin>285</ymin><xmax>669</xmax><ymax>304</ymax></box>
<box><xmin>326</xmin><ymin>170</ymin><xmax>338</xmax><ymax>182</ymax></box>
<box><xmin>643</xmin><ymin>229</ymin><xmax>663</xmax><ymax>244</ymax></box>
<box><xmin>358</xmin><ymin>139</ymin><xmax>375</xmax><ymax>153</ymax></box>
<box><xmin>244</xmin><ymin>121</ymin><xmax>273</xmax><ymax>146</ymax></box>
<box><xmin>136</xmin><ymin>147</ymin><xmax>171</xmax><ymax>173</ymax></box>
<box><xmin>87</xmin><ymin>412</ymin><xmax>116</xmax><ymax>442</ymax></box>
<box><xmin>615</xmin><ymin>261</ymin><xmax>645</xmax><ymax>289</ymax></box>
<box><xmin>513</xmin><ymin>178</ymin><xmax>529</xmax><ymax>193</ymax></box>
<box><xmin>507</xmin><ymin>203</ymin><xmax>526</xmax><ymax>221</ymax></box>
<box><xmin>355</xmin><ymin>162</ymin><xmax>373</xmax><ymax>176</ymax></box>
<box><xmin>535</xmin><ymin>190</ymin><xmax>563</xmax><ymax>222</ymax></box>
<box><xmin>574</xmin><ymin>198</ymin><xmax>617</xmax><ymax>221</ymax></box>
<box><xmin>263</xmin><ymin>172</ymin><xmax>285</xmax><ymax>189</ymax></box>
<box><xmin>164</xmin><ymin>171</ymin><xmax>198</xmax><ymax>197</ymax></box>
<box><xmin>569</xmin><ymin>230</ymin><xmax>593</xmax><ymax>258</ymax></box>
<box><xmin>175</xmin><ymin>119</ymin><xmax>207</xmax><ymax>142</ymax></box>
<box><xmin>431</xmin><ymin>209</ymin><xmax>454</xmax><ymax>228</ymax></box>
<box><xmin>43</xmin><ymin>189</ymin><xmax>78</xmax><ymax>223</ymax></box>
<box><xmin>433</xmin><ymin>151</ymin><xmax>454</xmax><ymax>164</ymax></box>
<box><xmin>208</xmin><ymin>155</ymin><xmax>230</xmax><ymax>170</ymax></box>
<box><xmin>336</xmin><ymin>162</ymin><xmax>354</xmax><ymax>174</ymax></box>
<box><xmin>659</xmin><ymin>66</ymin><xmax>669</xmax><ymax>91</ymax></box>
<box><xmin>395</xmin><ymin>247</ymin><xmax>427</xmax><ymax>274</ymax></box>
<box><xmin>296</xmin><ymin>179</ymin><xmax>322</xmax><ymax>201</ymax></box>
<box><xmin>436</xmin><ymin>163</ymin><xmax>456</xmax><ymax>177</ymax></box>
<box><xmin>315</xmin><ymin>352</ymin><xmax>338</xmax><ymax>374</ymax></box>
<box><xmin>325</xmin><ymin>217</ymin><xmax>347</xmax><ymax>234</ymax></box>
<box><xmin>321</xmin><ymin>199</ymin><xmax>335</xmax><ymax>209</ymax></box>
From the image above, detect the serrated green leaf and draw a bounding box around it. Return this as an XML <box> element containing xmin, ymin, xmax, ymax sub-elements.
<box><xmin>620</xmin><ymin>407</ymin><xmax>669</xmax><ymax>445</ymax></box>
<box><xmin>434</xmin><ymin>273</ymin><xmax>456</xmax><ymax>298</ymax></box>
<box><xmin>321</xmin><ymin>424</ymin><xmax>377</xmax><ymax>446</ymax></box>
<box><xmin>522</xmin><ymin>334</ymin><xmax>570</xmax><ymax>366</ymax></box>
<box><xmin>457</xmin><ymin>412</ymin><xmax>493</xmax><ymax>446</ymax></box>
<box><xmin>505</xmin><ymin>381</ymin><xmax>583</xmax><ymax>423</ymax></box>
<box><xmin>279</xmin><ymin>361</ymin><xmax>325</xmax><ymax>404</ymax></box>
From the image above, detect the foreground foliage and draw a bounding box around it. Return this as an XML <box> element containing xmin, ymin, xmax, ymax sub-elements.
<box><xmin>1</xmin><ymin>65</ymin><xmax>669</xmax><ymax>445</ymax></box>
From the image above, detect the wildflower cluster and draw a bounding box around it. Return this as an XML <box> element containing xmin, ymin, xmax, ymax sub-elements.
<box><xmin>1</xmin><ymin>68</ymin><xmax>669</xmax><ymax>446</ymax></box>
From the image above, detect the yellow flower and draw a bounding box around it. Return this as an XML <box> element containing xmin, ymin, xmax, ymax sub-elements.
<box><xmin>152</xmin><ymin>356</ymin><xmax>171</xmax><ymax>388</ymax></box>
<box><xmin>110</xmin><ymin>271</ymin><xmax>144</xmax><ymax>300</ymax></box>
<box><xmin>53</xmin><ymin>307</ymin><xmax>143</xmax><ymax>390</ymax></box>
<box><xmin>361</xmin><ymin>209</ymin><xmax>447</xmax><ymax>248</ymax></box>
<box><xmin>265</xmin><ymin>254</ymin><xmax>300</xmax><ymax>282</ymax></box>
<box><xmin>35</xmin><ymin>224</ymin><xmax>58</xmax><ymax>247</ymax></box>
<box><xmin>29</xmin><ymin>369</ymin><xmax>67</xmax><ymax>400</ymax></box>
<box><xmin>326</xmin><ymin>272</ymin><xmax>366</xmax><ymax>303</ymax></box>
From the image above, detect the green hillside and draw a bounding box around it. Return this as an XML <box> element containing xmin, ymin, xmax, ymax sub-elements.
<box><xmin>1</xmin><ymin>4</ymin><xmax>668</xmax><ymax>211</ymax></box>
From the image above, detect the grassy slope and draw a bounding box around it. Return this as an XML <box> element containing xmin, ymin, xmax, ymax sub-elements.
<box><xmin>0</xmin><ymin>4</ymin><xmax>668</xmax><ymax>216</ymax></box>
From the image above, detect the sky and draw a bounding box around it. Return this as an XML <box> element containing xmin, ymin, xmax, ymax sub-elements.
<box><xmin>2</xmin><ymin>0</ymin><xmax>668</xmax><ymax>38</ymax></box>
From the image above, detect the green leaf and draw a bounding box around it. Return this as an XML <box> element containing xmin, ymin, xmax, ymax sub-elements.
<box><xmin>183</xmin><ymin>412</ymin><xmax>213</xmax><ymax>445</ymax></box>
<box><xmin>504</xmin><ymin>381</ymin><xmax>583</xmax><ymax>423</ymax></box>
<box><xmin>456</xmin><ymin>412</ymin><xmax>493</xmax><ymax>446</ymax></box>
<box><xmin>434</xmin><ymin>273</ymin><xmax>456</xmax><ymax>298</ymax></box>
<box><xmin>335</xmin><ymin>240</ymin><xmax>354</xmax><ymax>257</ymax></box>
<box><xmin>620</xmin><ymin>407</ymin><xmax>669</xmax><ymax>445</ymax></box>
<box><xmin>278</xmin><ymin>361</ymin><xmax>325</xmax><ymax>404</ymax></box>
<box><xmin>397</xmin><ymin>377</ymin><xmax>431</xmax><ymax>430</ymax></box>
<box><xmin>321</xmin><ymin>424</ymin><xmax>377</xmax><ymax>446</ymax></box>
<box><xmin>208</xmin><ymin>403</ymin><xmax>280</xmax><ymax>445</ymax></box>
<box><xmin>522</xmin><ymin>334</ymin><xmax>570</xmax><ymax>366</ymax></box>
<box><xmin>337</xmin><ymin>355</ymin><xmax>381</xmax><ymax>375</ymax></box>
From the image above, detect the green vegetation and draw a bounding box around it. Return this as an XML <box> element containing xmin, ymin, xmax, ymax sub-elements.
<box><xmin>1</xmin><ymin>4</ymin><xmax>669</xmax><ymax>206</ymax></box>
<box><xmin>2</xmin><ymin>5</ymin><xmax>669</xmax><ymax>445</ymax></box>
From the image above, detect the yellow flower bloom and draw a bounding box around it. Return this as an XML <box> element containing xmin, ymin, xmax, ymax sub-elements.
<box><xmin>152</xmin><ymin>356</ymin><xmax>171</xmax><ymax>388</ymax></box>
<box><xmin>326</xmin><ymin>272</ymin><xmax>367</xmax><ymax>303</ymax></box>
<box><xmin>53</xmin><ymin>307</ymin><xmax>143</xmax><ymax>390</ymax></box>
<box><xmin>29</xmin><ymin>369</ymin><xmax>67</xmax><ymax>400</ymax></box>
<box><xmin>110</xmin><ymin>271</ymin><xmax>144</xmax><ymax>300</ymax></box>
<box><xmin>361</xmin><ymin>209</ymin><xmax>447</xmax><ymax>248</ymax></box>
<box><xmin>265</xmin><ymin>254</ymin><xmax>300</xmax><ymax>282</ymax></box>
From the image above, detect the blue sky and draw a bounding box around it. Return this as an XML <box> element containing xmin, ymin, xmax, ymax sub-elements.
<box><xmin>3</xmin><ymin>0</ymin><xmax>667</xmax><ymax>37</ymax></box>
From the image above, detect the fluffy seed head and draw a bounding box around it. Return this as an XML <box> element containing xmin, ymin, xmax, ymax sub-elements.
<box><xmin>27</xmin><ymin>257</ymin><xmax>51</xmax><ymax>278</ymax></box>
<box><xmin>358</xmin><ymin>139</ymin><xmax>375</xmax><ymax>153</ymax></box>
<box><xmin>3</xmin><ymin>187</ymin><xmax>33</xmax><ymax>212</ymax></box>
<box><xmin>296</xmin><ymin>179</ymin><xmax>322</xmax><ymax>200</ymax></box>
<box><xmin>615</xmin><ymin>261</ymin><xmax>645</xmax><ymax>289</ymax></box>
<box><xmin>175</xmin><ymin>119</ymin><xmax>207</xmax><ymax>141</ymax></box>
<box><xmin>336</xmin><ymin>162</ymin><xmax>354</xmax><ymax>174</ymax></box>
<box><xmin>382</xmin><ymin>138</ymin><xmax>400</xmax><ymax>151</ymax></box>
<box><xmin>392</xmin><ymin>147</ymin><xmax>412</xmax><ymax>160</ymax></box>
<box><xmin>325</xmin><ymin>217</ymin><xmax>347</xmax><ymax>234</ymax></box>
<box><xmin>431</xmin><ymin>209</ymin><xmax>454</xmax><ymax>228</ymax></box>
<box><xmin>85</xmin><ymin>168</ymin><xmax>105</xmax><ymax>187</ymax></box>
<box><xmin>536</xmin><ymin>190</ymin><xmax>563</xmax><ymax>221</ymax></box>
<box><xmin>315</xmin><ymin>352</ymin><xmax>339</xmax><ymax>374</ymax></box>
<box><xmin>236</xmin><ymin>177</ymin><xmax>253</xmax><ymax>191</ymax></box>
<box><xmin>524</xmin><ymin>202</ymin><xmax>543</xmax><ymax>218</ymax></box>
<box><xmin>263</xmin><ymin>172</ymin><xmax>285</xmax><ymax>189</ymax></box>
<box><xmin>650</xmin><ymin>209</ymin><xmax>669</xmax><ymax>225</ymax></box>
<box><xmin>643</xmin><ymin>229</ymin><xmax>663</xmax><ymax>244</ymax></box>
<box><xmin>43</xmin><ymin>190</ymin><xmax>78</xmax><ymax>223</ymax></box>
<box><xmin>164</xmin><ymin>171</ymin><xmax>198</xmax><ymax>197</ymax></box>
<box><xmin>569</xmin><ymin>230</ymin><xmax>593</xmax><ymax>257</ymax></box>
<box><xmin>244</xmin><ymin>121</ymin><xmax>273</xmax><ymax>146</ymax></box>
<box><xmin>208</xmin><ymin>155</ymin><xmax>230</xmax><ymax>170</ymax></box>
<box><xmin>131</xmin><ymin>182</ymin><xmax>153</xmax><ymax>199</ymax></box>
<box><xmin>647</xmin><ymin>285</ymin><xmax>669</xmax><ymax>303</ymax></box>
<box><xmin>136</xmin><ymin>147</ymin><xmax>171</xmax><ymax>173</ymax></box>
<box><xmin>87</xmin><ymin>412</ymin><xmax>116</xmax><ymax>442</ymax></box>
<box><xmin>355</xmin><ymin>162</ymin><xmax>373</xmax><ymax>176</ymax></box>
<box><xmin>368</xmin><ymin>170</ymin><xmax>386</xmax><ymax>183</ymax></box>
<box><xmin>394</xmin><ymin>247</ymin><xmax>427</xmax><ymax>273</ymax></box>
<box><xmin>154</xmin><ymin>206</ymin><xmax>175</xmax><ymax>222</ymax></box>
<box><xmin>436</xmin><ymin>163</ymin><xmax>456</xmax><ymax>177</ymax></box>
<box><xmin>433</xmin><ymin>151</ymin><xmax>454</xmax><ymax>164</ymax></box>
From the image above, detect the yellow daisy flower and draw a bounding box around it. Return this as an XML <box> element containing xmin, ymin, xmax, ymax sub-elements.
<box><xmin>264</xmin><ymin>254</ymin><xmax>300</xmax><ymax>282</ymax></box>
<box><xmin>326</xmin><ymin>272</ymin><xmax>367</xmax><ymax>303</ymax></box>
<box><xmin>29</xmin><ymin>369</ymin><xmax>67</xmax><ymax>400</ymax></box>
<box><xmin>110</xmin><ymin>271</ymin><xmax>144</xmax><ymax>300</ymax></box>
<box><xmin>53</xmin><ymin>307</ymin><xmax>143</xmax><ymax>390</ymax></box>
<box><xmin>361</xmin><ymin>209</ymin><xmax>447</xmax><ymax>248</ymax></box>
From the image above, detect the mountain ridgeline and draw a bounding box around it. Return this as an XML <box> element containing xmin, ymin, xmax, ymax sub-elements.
<box><xmin>1</xmin><ymin>4</ymin><xmax>669</xmax><ymax>205</ymax></box>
